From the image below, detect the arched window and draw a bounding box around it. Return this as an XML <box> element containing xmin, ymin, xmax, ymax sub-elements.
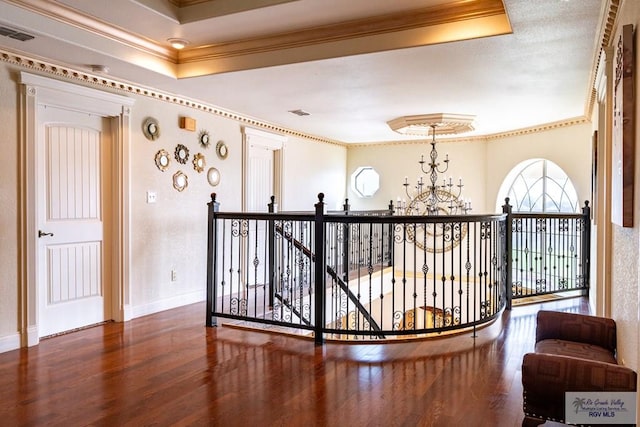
<box><xmin>497</xmin><ymin>159</ymin><xmax>579</xmax><ymax>213</ymax></box>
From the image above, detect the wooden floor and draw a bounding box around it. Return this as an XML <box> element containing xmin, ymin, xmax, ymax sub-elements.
<box><xmin>0</xmin><ymin>297</ymin><xmax>590</xmax><ymax>427</ymax></box>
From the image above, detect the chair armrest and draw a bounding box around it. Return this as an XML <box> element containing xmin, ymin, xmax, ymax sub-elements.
<box><xmin>535</xmin><ymin>310</ymin><xmax>617</xmax><ymax>353</ymax></box>
<box><xmin>522</xmin><ymin>353</ymin><xmax>637</xmax><ymax>422</ymax></box>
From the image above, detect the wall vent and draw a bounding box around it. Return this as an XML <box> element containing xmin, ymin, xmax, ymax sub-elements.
<box><xmin>0</xmin><ymin>26</ymin><xmax>35</xmax><ymax>41</ymax></box>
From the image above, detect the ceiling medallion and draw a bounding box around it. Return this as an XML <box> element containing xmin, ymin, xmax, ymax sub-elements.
<box><xmin>387</xmin><ymin>113</ymin><xmax>476</xmax><ymax>136</ymax></box>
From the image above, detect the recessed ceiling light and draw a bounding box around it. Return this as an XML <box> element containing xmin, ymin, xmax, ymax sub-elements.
<box><xmin>168</xmin><ymin>38</ymin><xmax>190</xmax><ymax>50</ymax></box>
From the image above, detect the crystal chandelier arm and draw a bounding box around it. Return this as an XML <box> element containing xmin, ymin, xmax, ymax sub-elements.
<box><xmin>403</xmin><ymin>177</ymin><xmax>412</xmax><ymax>199</ymax></box>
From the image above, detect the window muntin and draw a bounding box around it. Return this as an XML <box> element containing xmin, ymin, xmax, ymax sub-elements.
<box><xmin>502</xmin><ymin>159</ymin><xmax>579</xmax><ymax>213</ymax></box>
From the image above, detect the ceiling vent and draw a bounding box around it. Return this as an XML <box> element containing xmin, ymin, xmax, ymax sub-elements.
<box><xmin>288</xmin><ymin>109</ymin><xmax>310</xmax><ymax>117</ymax></box>
<box><xmin>0</xmin><ymin>26</ymin><xmax>35</xmax><ymax>41</ymax></box>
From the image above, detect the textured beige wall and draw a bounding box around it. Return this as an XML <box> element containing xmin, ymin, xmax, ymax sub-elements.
<box><xmin>0</xmin><ymin>62</ymin><xmax>347</xmax><ymax>348</ymax></box>
<box><xmin>128</xmin><ymin>94</ymin><xmax>346</xmax><ymax>310</ymax></box>
<box><xmin>0</xmin><ymin>63</ymin><xmax>19</xmax><ymax>339</ymax></box>
<box><xmin>485</xmin><ymin>124</ymin><xmax>592</xmax><ymax>212</ymax></box>
<box><xmin>609</xmin><ymin>0</ymin><xmax>640</xmax><ymax>373</ymax></box>
<box><xmin>282</xmin><ymin>138</ymin><xmax>347</xmax><ymax>211</ymax></box>
<box><xmin>346</xmin><ymin>124</ymin><xmax>592</xmax><ymax>216</ymax></box>
<box><xmin>346</xmin><ymin>140</ymin><xmax>487</xmax><ymax>213</ymax></box>
<box><xmin>128</xmin><ymin>94</ymin><xmax>245</xmax><ymax>310</ymax></box>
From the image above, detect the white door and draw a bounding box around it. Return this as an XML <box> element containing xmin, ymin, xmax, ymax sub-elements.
<box><xmin>242</xmin><ymin>128</ymin><xmax>286</xmax><ymax>289</ymax></box>
<box><xmin>247</xmin><ymin>144</ymin><xmax>274</xmax><ymax>212</ymax></box>
<box><xmin>37</xmin><ymin>105</ymin><xmax>112</xmax><ymax>337</ymax></box>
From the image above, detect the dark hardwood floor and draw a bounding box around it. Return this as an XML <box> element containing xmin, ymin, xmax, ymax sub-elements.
<box><xmin>0</xmin><ymin>297</ymin><xmax>590</xmax><ymax>426</ymax></box>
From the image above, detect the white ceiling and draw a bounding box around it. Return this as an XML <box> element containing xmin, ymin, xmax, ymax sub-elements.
<box><xmin>0</xmin><ymin>0</ymin><xmax>606</xmax><ymax>143</ymax></box>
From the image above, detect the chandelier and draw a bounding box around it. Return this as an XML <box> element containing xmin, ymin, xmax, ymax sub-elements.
<box><xmin>388</xmin><ymin>114</ymin><xmax>475</xmax><ymax>216</ymax></box>
<box><xmin>401</xmin><ymin>124</ymin><xmax>471</xmax><ymax>215</ymax></box>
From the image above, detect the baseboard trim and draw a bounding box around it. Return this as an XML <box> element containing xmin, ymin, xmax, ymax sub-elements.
<box><xmin>131</xmin><ymin>290</ymin><xmax>205</xmax><ymax>319</ymax></box>
<box><xmin>26</xmin><ymin>325</ymin><xmax>39</xmax><ymax>347</ymax></box>
<box><xmin>0</xmin><ymin>332</ymin><xmax>21</xmax><ymax>354</ymax></box>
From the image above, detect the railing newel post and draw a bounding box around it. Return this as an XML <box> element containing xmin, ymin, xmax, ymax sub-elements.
<box><xmin>342</xmin><ymin>198</ymin><xmax>350</xmax><ymax>282</ymax></box>
<box><xmin>502</xmin><ymin>198</ymin><xmax>513</xmax><ymax>310</ymax></box>
<box><xmin>582</xmin><ymin>200</ymin><xmax>591</xmax><ymax>294</ymax></box>
<box><xmin>314</xmin><ymin>193</ymin><xmax>326</xmax><ymax>345</ymax></box>
<box><xmin>268</xmin><ymin>195</ymin><xmax>276</xmax><ymax>308</ymax></box>
<box><xmin>388</xmin><ymin>199</ymin><xmax>394</xmax><ymax>267</ymax></box>
<box><xmin>206</xmin><ymin>193</ymin><xmax>220</xmax><ymax>327</ymax></box>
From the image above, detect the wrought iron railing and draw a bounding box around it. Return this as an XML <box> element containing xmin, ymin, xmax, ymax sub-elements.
<box><xmin>206</xmin><ymin>193</ymin><xmax>510</xmax><ymax>344</ymax></box>
<box><xmin>502</xmin><ymin>199</ymin><xmax>590</xmax><ymax>307</ymax></box>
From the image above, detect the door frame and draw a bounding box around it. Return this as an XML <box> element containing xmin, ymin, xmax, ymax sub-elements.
<box><xmin>241</xmin><ymin>127</ymin><xmax>287</xmax><ymax>211</ymax></box>
<box><xmin>19</xmin><ymin>72</ymin><xmax>135</xmax><ymax>346</ymax></box>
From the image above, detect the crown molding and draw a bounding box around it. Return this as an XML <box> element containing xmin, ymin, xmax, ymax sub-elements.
<box><xmin>3</xmin><ymin>0</ymin><xmax>175</xmax><ymax>61</ymax></box>
<box><xmin>0</xmin><ymin>47</ymin><xmax>591</xmax><ymax>149</ymax></box>
<box><xmin>0</xmin><ymin>46</ymin><xmax>345</xmax><ymax>147</ymax></box>
<box><xmin>185</xmin><ymin>0</ymin><xmax>507</xmax><ymax>61</ymax></box>
<box><xmin>349</xmin><ymin>117</ymin><xmax>591</xmax><ymax>147</ymax></box>
<box><xmin>585</xmin><ymin>0</ymin><xmax>620</xmax><ymax>118</ymax></box>
<box><xmin>4</xmin><ymin>0</ymin><xmax>509</xmax><ymax>78</ymax></box>
<box><xmin>177</xmin><ymin>0</ymin><xmax>510</xmax><ymax>76</ymax></box>
<box><xmin>482</xmin><ymin>117</ymin><xmax>590</xmax><ymax>140</ymax></box>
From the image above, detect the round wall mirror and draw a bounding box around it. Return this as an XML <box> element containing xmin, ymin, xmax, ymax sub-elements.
<box><xmin>207</xmin><ymin>167</ymin><xmax>221</xmax><ymax>186</ymax></box>
<box><xmin>199</xmin><ymin>130</ymin><xmax>211</xmax><ymax>148</ymax></box>
<box><xmin>155</xmin><ymin>149</ymin><xmax>170</xmax><ymax>171</ymax></box>
<box><xmin>175</xmin><ymin>144</ymin><xmax>189</xmax><ymax>164</ymax></box>
<box><xmin>143</xmin><ymin>117</ymin><xmax>160</xmax><ymax>141</ymax></box>
<box><xmin>173</xmin><ymin>171</ymin><xmax>188</xmax><ymax>192</ymax></box>
<box><xmin>193</xmin><ymin>153</ymin><xmax>205</xmax><ymax>173</ymax></box>
<box><xmin>216</xmin><ymin>140</ymin><xmax>228</xmax><ymax>159</ymax></box>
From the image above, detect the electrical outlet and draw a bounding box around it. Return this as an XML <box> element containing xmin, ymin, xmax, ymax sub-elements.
<box><xmin>146</xmin><ymin>191</ymin><xmax>157</xmax><ymax>204</ymax></box>
<box><xmin>171</xmin><ymin>270</ymin><xmax>177</xmax><ymax>282</ymax></box>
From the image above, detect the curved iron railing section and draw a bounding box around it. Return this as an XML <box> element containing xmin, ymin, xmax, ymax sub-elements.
<box><xmin>206</xmin><ymin>195</ymin><xmax>589</xmax><ymax>344</ymax></box>
<box><xmin>504</xmin><ymin>200</ymin><xmax>590</xmax><ymax>304</ymax></box>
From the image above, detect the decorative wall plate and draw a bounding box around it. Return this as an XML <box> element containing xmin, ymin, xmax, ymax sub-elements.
<box><xmin>207</xmin><ymin>167</ymin><xmax>220</xmax><ymax>186</ymax></box>
<box><xmin>216</xmin><ymin>140</ymin><xmax>228</xmax><ymax>159</ymax></box>
<box><xmin>199</xmin><ymin>130</ymin><xmax>211</xmax><ymax>148</ymax></box>
<box><xmin>193</xmin><ymin>153</ymin><xmax>205</xmax><ymax>173</ymax></box>
<box><xmin>142</xmin><ymin>117</ymin><xmax>160</xmax><ymax>141</ymax></box>
<box><xmin>173</xmin><ymin>171</ymin><xmax>188</xmax><ymax>192</ymax></box>
<box><xmin>154</xmin><ymin>149</ymin><xmax>170</xmax><ymax>171</ymax></box>
<box><xmin>175</xmin><ymin>144</ymin><xmax>189</xmax><ymax>164</ymax></box>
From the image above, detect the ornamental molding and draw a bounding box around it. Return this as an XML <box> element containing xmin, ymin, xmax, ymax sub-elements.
<box><xmin>3</xmin><ymin>0</ymin><xmax>174</xmax><ymax>61</ymax></box>
<box><xmin>0</xmin><ymin>46</ymin><xmax>594</xmax><ymax>148</ymax></box>
<box><xmin>0</xmin><ymin>47</ymin><xmax>344</xmax><ymax>147</ymax></box>
<box><xmin>350</xmin><ymin>117</ymin><xmax>591</xmax><ymax>147</ymax></box>
<box><xmin>585</xmin><ymin>0</ymin><xmax>620</xmax><ymax>117</ymax></box>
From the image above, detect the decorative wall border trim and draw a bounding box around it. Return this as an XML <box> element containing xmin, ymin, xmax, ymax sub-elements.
<box><xmin>482</xmin><ymin>117</ymin><xmax>590</xmax><ymax>141</ymax></box>
<box><xmin>0</xmin><ymin>47</ymin><xmax>593</xmax><ymax>148</ymax></box>
<box><xmin>0</xmin><ymin>47</ymin><xmax>345</xmax><ymax>147</ymax></box>
<box><xmin>585</xmin><ymin>0</ymin><xmax>620</xmax><ymax>118</ymax></box>
<box><xmin>349</xmin><ymin>117</ymin><xmax>591</xmax><ymax>147</ymax></box>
